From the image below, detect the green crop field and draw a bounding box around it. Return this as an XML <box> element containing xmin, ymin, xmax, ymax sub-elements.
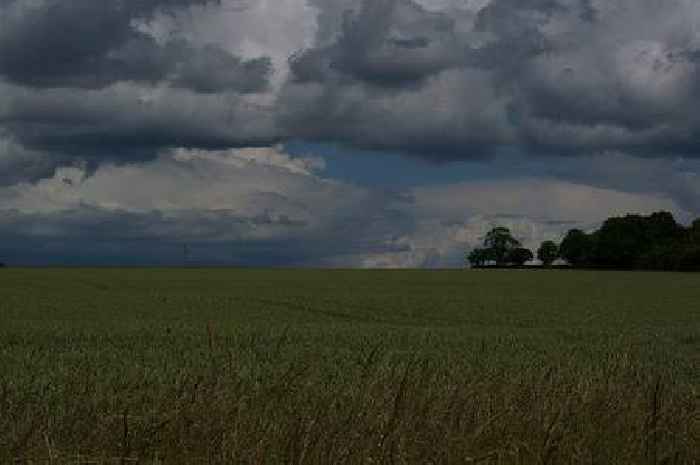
<box><xmin>1</xmin><ymin>269</ymin><xmax>698</xmax><ymax>464</ymax></box>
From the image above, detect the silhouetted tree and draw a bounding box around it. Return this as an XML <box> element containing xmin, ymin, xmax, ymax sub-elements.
<box><xmin>509</xmin><ymin>248</ymin><xmax>534</xmax><ymax>266</ymax></box>
<box><xmin>678</xmin><ymin>246</ymin><xmax>700</xmax><ymax>271</ymax></box>
<box><xmin>594</xmin><ymin>212</ymin><xmax>683</xmax><ymax>268</ymax></box>
<box><xmin>469</xmin><ymin>212</ymin><xmax>700</xmax><ymax>271</ymax></box>
<box><xmin>647</xmin><ymin>212</ymin><xmax>684</xmax><ymax>242</ymax></box>
<box><xmin>556</xmin><ymin>212</ymin><xmax>700</xmax><ymax>271</ymax></box>
<box><xmin>483</xmin><ymin>227</ymin><xmax>521</xmax><ymax>266</ymax></box>
<box><xmin>537</xmin><ymin>241</ymin><xmax>559</xmax><ymax>266</ymax></box>
<box><xmin>689</xmin><ymin>219</ymin><xmax>700</xmax><ymax>244</ymax></box>
<box><xmin>559</xmin><ymin>229</ymin><xmax>593</xmax><ymax>267</ymax></box>
<box><xmin>639</xmin><ymin>243</ymin><xmax>682</xmax><ymax>271</ymax></box>
<box><xmin>467</xmin><ymin>248</ymin><xmax>488</xmax><ymax>267</ymax></box>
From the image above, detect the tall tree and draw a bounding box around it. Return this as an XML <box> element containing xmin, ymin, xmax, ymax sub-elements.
<box><xmin>594</xmin><ymin>212</ymin><xmax>682</xmax><ymax>268</ymax></box>
<box><xmin>559</xmin><ymin>229</ymin><xmax>593</xmax><ymax>267</ymax></box>
<box><xmin>509</xmin><ymin>248</ymin><xmax>534</xmax><ymax>266</ymax></box>
<box><xmin>483</xmin><ymin>227</ymin><xmax>521</xmax><ymax>266</ymax></box>
<box><xmin>466</xmin><ymin>248</ymin><xmax>487</xmax><ymax>268</ymax></box>
<box><xmin>689</xmin><ymin>219</ymin><xmax>700</xmax><ymax>244</ymax></box>
<box><xmin>537</xmin><ymin>241</ymin><xmax>559</xmax><ymax>266</ymax></box>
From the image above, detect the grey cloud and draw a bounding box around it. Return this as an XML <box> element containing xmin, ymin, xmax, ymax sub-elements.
<box><xmin>290</xmin><ymin>0</ymin><xmax>463</xmax><ymax>88</ymax></box>
<box><xmin>410</xmin><ymin>178</ymin><xmax>686</xmax><ymax>225</ymax></box>
<box><xmin>1</xmin><ymin>146</ymin><xmax>691</xmax><ymax>267</ymax></box>
<box><xmin>0</xmin><ymin>0</ymin><xmax>280</xmax><ymax>176</ymax></box>
<box><xmin>279</xmin><ymin>66</ymin><xmax>516</xmax><ymax>159</ymax></box>
<box><xmin>290</xmin><ymin>0</ymin><xmax>575</xmax><ymax>87</ymax></box>
<box><xmin>281</xmin><ymin>0</ymin><xmax>700</xmax><ymax>160</ymax></box>
<box><xmin>0</xmin><ymin>205</ymin><xmax>416</xmax><ymax>267</ymax></box>
<box><xmin>0</xmin><ymin>0</ymin><xmax>136</xmax><ymax>88</ymax></box>
<box><xmin>0</xmin><ymin>147</ymin><xmax>416</xmax><ymax>266</ymax></box>
<box><xmin>0</xmin><ymin>81</ymin><xmax>281</xmax><ymax>163</ymax></box>
<box><xmin>79</xmin><ymin>36</ymin><xmax>272</xmax><ymax>94</ymax></box>
<box><xmin>167</xmin><ymin>43</ymin><xmax>272</xmax><ymax>94</ymax></box>
<box><xmin>0</xmin><ymin>207</ymin><xmax>307</xmax><ymax>266</ymax></box>
<box><xmin>538</xmin><ymin>152</ymin><xmax>700</xmax><ymax>216</ymax></box>
<box><xmin>0</xmin><ymin>0</ymin><xmax>270</xmax><ymax>93</ymax></box>
<box><xmin>5</xmin><ymin>0</ymin><xmax>700</xmax><ymax>190</ymax></box>
<box><xmin>0</xmin><ymin>137</ymin><xmax>58</xmax><ymax>185</ymax></box>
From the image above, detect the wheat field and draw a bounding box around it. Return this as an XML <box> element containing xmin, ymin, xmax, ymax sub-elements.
<box><xmin>0</xmin><ymin>268</ymin><xmax>698</xmax><ymax>464</ymax></box>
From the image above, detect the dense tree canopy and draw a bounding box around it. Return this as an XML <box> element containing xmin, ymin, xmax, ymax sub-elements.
<box><xmin>592</xmin><ymin>212</ymin><xmax>683</xmax><ymax>269</ymax></box>
<box><xmin>558</xmin><ymin>211</ymin><xmax>700</xmax><ymax>271</ymax></box>
<box><xmin>508</xmin><ymin>248</ymin><xmax>534</xmax><ymax>266</ymax></box>
<box><xmin>559</xmin><ymin>229</ymin><xmax>594</xmax><ymax>267</ymax></box>
<box><xmin>483</xmin><ymin>227</ymin><xmax>521</xmax><ymax>266</ymax></box>
<box><xmin>467</xmin><ymin>227</ymin><xmax>532</xmax><ymax>268</ymax></box>
<box><xmin>466</xmin><ymin>248</ymin><xmax>489</xmax><ymax>268</ymax></box>
<box><xmin>689</xmin><ymin>219</ymin><xmax>700</xmax><ymax>243</ymax></box>
<box><xmin>537</xmin><ymin>241</ymin><xmax>559</xmax><ymax>266</ymax></box>
<box><xmin>467</xmin><ymin>211</ymin><xmax>700</xmax><ymax>271</ymax></box>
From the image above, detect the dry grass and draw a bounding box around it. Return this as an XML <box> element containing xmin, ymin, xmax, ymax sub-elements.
<box><xmin>0</xmin><ymin>269</ymin><xmax>698</xmax><ymax>464</ymax></box>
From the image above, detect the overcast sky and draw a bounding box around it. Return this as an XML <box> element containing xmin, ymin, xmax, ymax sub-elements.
<box><xmin>1</xmin><ymin>0</ymin><xmax>700</xmax><ymax>266</ymax></box>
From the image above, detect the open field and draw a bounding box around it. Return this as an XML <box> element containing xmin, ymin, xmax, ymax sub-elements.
<box><xmin>0</xmin><ymin>269</ymin><xmax>698</xmax><ymax>464</ymax></box>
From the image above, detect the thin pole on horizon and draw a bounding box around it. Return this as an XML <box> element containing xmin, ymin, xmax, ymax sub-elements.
<box><xmin>183</xmin><ymin>244</ymin><xmax>190</xmax><ymax>267</ymax></box>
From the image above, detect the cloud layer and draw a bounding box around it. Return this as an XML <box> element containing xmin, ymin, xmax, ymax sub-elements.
<box><xmin>3</xmin><ymin>0</ymin><xmax>700</xmax><ymax>168</ymax></box>
<box><xmin>2</xmin><ymin>0</ymin><xmax>700</xmax><ymax>266</ymax></box>
<box><xmin>282</xmin><ymin>0</ymin><xmax>700</xmax><ymax>158</ymax></box>
<box><xmin>0</xmin><ymin>146</ymin><xmax>688</xmax><ymax>266</ymax></box>
<box><xmin>0</xmin><ymin>0</ymin><xmax>273</xmax><ymax>92</ymax></box>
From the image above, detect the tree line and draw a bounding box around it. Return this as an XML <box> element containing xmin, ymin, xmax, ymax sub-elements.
<box><xmin>467</xmin><ymin>211</ymin><xmax>700</xmax><ymax>271</ymax></box>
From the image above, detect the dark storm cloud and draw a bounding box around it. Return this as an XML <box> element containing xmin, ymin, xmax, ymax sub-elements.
<box><xmin>0</xmin><ymin>0</ymin><xmax>270</xmax><ymax>92</ymax></box>
<box><xmin>288</xmin><ymin>0</ymin><xmax>574</xmax><ymax>88</ymax></box>
<box><xmin>0</xmin><ymin>207</ymin><xmax>305</xmax><ymax>266</ymax></box>
<box><xmin>0</xmin><ymin>147</ymin><xmax>425</xmax><ymax>266</ymax></box>
<box><xmin>282</xmin><ymin>0</ymin><xmax>700</xmax><ymax>159</ymax></box>
<box><xmin>290</xmin><ymin>0</ymin><xmax>461</xmax><ymax>88</ymax></box>
<box><xmin>0</xmin><ymin>199</ymin><xmax>413</xmax><ymax>267</ymax></box>
<box><xmin>0</xmin><ymin>137</ymin><xmax>58</xmax><ymax>185</ymax></box>
<box><xmin>0</xmin><ymin>81</ymin><xmax>280</xmax><ymax>164</ymax></box>
<box><xmin>0</xmin><ymin>0</ymin><xmax>280</xmax><ymax>174</ymax></box>
<box><xmin>165</xmin><ymin>43</ymin><xmax>272</xmax><ymax>94</ymax></box>
<box><xmin>4</xmin><ymin>0</ymin><xmax>700</xmax><ymax>188</ymax></box>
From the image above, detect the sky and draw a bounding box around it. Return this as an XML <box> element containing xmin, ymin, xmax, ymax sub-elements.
<box><xmin>1</xmin><ymin>0</ymin><xmax>700</xmax><ymax>267</ymax></box>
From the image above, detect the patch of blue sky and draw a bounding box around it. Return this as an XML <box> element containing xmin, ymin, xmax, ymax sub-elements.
<box><xmin>284</xmin><ymin>141</ymin><xmax>546</xmax><ymax>187</ymax></box>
